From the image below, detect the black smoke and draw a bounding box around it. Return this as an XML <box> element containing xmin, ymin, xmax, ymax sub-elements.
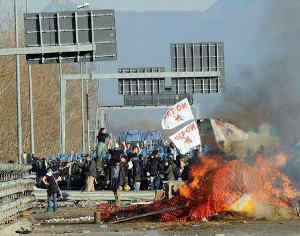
<box><xmin>213</xmin><ymin>0</ymin><xmax>300</xmax><ymax>145</ymax></box>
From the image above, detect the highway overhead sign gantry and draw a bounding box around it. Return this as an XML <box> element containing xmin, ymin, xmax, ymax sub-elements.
<box><xmin>24</xmin><ymin>9</ymin><xmax>117</xmax><ymax>64</ymax></box>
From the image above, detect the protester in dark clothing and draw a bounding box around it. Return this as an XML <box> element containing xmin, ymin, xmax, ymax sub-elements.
<box><xmin>126</xmin><ymin>144</ymin><xmax>141</xmax><ymax>161</ymax></box>
<box><xmin>86</xmin><ymin>158</ymin><xmax>97</xmax><ymax>177</ymax></box>
<box><xmin>42</xmin><ymin>169</ymin><xmax>62</xmax><ymax>212</ymax></box>
<box><xmin>40</xmin><ymin>158</ymin><xmax>48</xmax><ymax>177</ymax></box>
<box><xmin>109</xmin><ymin>148</ymin><xmax>123</xmax><ymax>164</ymax></box>
<box><xmin>126</xmin><ymin>145</ymin><xmax>141</xmax><ymax>188</ymax></box>
<box><xmin>139</xmin><ymin>154</ymin><xmax>149</xmax><ymax>190</ymax></box>
<box><xmin>82</xmin><ymin>156</ymin><xmax>96</xmax><ymax>192</ymax></box>
<box><xmin>146</xmin><ymin>150</ymin><xmax>161</xmax><ymax>177</ymax></box>
<box><xmin>163</xmin><ymin>155</ymin><xmax>176</xmax><ymax>181</ymax></box>
<box><xmin>108</xmin><ymin>159</ymin><xmax>122</xmax><ymax>206</ymax></box>
<box><xmin>131</xmin><ymin>155</ymin><xmax>142</xmax><ymax>191</ymax></box>
<box><xmin>97</xmin><ymin>128</ymin><xmax>109</xmax><ymax>143</ymax></box>
<box><xmin>118</xmin><ymin>155</ymin><xmax>129</xmax><ymax>189</ymax></box>
<box><xmin>146</xmin><ymin>150</ymin><xmax>163</xmax><ymax>190</ymax></box>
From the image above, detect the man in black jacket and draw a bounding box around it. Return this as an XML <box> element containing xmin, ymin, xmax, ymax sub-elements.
<box><xmin>126</xmin><ymin>144</ymin><xmax>141</xmax><ymax>188</ymax></box>
<box><xmin>146</xmin><ymin>150</ymin><xmax>163</xmax><ymax>190</ymax></box>
<box><xmin>146</xmin><ymin>150</ymin><xmax>161</xmax><ymax>177</ymax></box>
<box><xmin>42</xmin><ymin>169</ymin><xmax>62</xmax><ymax>212</ymax></box>
<box><xmin>82</xmin><ymin>156</ymin><xmax>96</xmax><ymax>192</ymax></box>
<box><xmin>131</xmin><ymin>155</ymin><xmax>142</xmax><ymax>191</ymax></box>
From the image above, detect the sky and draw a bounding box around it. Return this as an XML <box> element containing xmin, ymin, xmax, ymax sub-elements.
<box><xmin>10</xmin><ymin>0</ymin><xmax>295</xmax><ymax>136</ymax></box>
<box><xmin>29</xmin><ymin>0</ymin><xmax>218</xmax><ymax>12</ymax></box>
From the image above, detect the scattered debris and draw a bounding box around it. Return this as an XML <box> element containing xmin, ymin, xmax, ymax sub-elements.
<box><xmin>110</xmin><ymin>205</ymin><xmax>186</xmax><ymax>224</ymax></box>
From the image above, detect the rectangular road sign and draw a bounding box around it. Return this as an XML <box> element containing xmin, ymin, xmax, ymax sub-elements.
<box><xmin>124</xmin><ymin>93</ymin><xmax>193</xmax><ymax>106</ymax></box>
<box><xmin>171</xmin><ymin>42</ymin><xmax>224</xmax><ymax>73</ymax></box>
<box><xmin>171</xmin><ymin>42</ymin><xmax>224</xmax><ymax>93</ymax></box>
<box><xmin>24</xmin><ymin>9</ymin><xmax>117</xmax><ymax>64</ymax></box>
<box><xmin>172</xmin><ymin>77</ymin><xmax>221</xmax><ymax>94</ymax></box>
<box><xmin>118</xmin><ymin>67</ymin><xmax>165</xmax><ymax>95</ymax></box>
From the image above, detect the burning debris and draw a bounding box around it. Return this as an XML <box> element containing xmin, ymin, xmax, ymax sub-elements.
<box><xmin>98</xmin><ymin>153</ymin><xmax>299</xmax><ymax>223</ymax></box>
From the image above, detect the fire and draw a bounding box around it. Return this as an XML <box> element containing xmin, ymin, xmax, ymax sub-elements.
<box><xmin>160</xmin><ymin>152</ymin><xmax>297</xmax><ymax>221</ymax></box>
<box><xmin>98</xmin><ymin>152</ymin><xmax>298</xmax><ymax>223</ymax></box>
<box><xmin>180</xmin><ymin>155</ymin><xmax>224</xmax><ymax>199</ymax></box>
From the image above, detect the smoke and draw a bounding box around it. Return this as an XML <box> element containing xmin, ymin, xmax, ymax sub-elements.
<box><xmin>109</xmin><ymin>112</ymin><xmax>162</xmax><ymax>135</ymax></box>
<box><xmin>213</xmin><ymin>0</ymin><xmax>300</xmax><ymax>145</ymax></box>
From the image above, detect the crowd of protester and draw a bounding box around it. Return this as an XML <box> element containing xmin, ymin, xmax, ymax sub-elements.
<box><xmin>93</xmin><ymin>128</ymin><xmax>189</xmax><ymax>193</ymax></box>
<box><xmin>31</xmin><ymin>128</ymin><xmax>191</xmax><ymax>195</ymax></box>
<box><xmin>28</xmin><ymin>127</ymin><xmax>300</xmax><ymax>212</ymax></box>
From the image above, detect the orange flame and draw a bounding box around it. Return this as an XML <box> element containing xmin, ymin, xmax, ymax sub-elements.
<box><xmin>98</xmin><ymin>152</ymin><xmax>298</xmax><ymax>222</ymax></box>
<box><xmin>162</xmin><ymin>152</ymin><xmax>297</xmax><ymax>221</ymax></box>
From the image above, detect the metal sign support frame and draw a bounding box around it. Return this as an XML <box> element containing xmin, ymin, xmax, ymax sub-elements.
<box><xmin>0</xmin><ymin>43</ymin><xmax>95</xmax><ymax>158</ymax></box>
<box><xmin>59</xmin><ymin>71</ymin><xmax>221</xmax><ymax>153</ymax></box>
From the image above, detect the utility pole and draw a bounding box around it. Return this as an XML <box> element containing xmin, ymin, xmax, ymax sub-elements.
<box><xmin>15</xmin><ymin>0</ymin><xmax>22</xmax><ymax>164</ymax></box>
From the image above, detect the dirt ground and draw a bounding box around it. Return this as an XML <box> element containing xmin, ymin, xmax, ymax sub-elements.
<box><xmin>21</xmin><ymin>207</ymin><xmax>300</xmax><ymax>236</ymax></box>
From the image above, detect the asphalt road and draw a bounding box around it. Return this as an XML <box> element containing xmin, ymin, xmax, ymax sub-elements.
<box><xmin>27</xmin><ymin>220</ymin><xmax>300</xmax><ymax>236</ymax></box>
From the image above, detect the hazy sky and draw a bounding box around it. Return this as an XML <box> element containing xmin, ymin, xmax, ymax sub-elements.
<box><xmin>18</xmin><ymin>0</ymin><xmax>276</xmax><ymax>134</ymax></box>
<box><xmin>29</xmin><ymin>0</ymin><xmax>218</xmax><ymax>12</ymax></box>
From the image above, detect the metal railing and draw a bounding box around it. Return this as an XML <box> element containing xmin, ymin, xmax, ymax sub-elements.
<box><xmin>0</xmin><ymin>163</ymin><xmax>34</xmax><ymax>224</ymax></box>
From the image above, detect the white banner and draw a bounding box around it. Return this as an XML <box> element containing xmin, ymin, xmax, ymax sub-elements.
<box><xmin>210</xmin><ymin>119</ymin><xmax>248</xmax><ymax>142</ymax></box>
<box><xmin>169</xmin><ymin>121</ymin><xmax>201</xmax><ymax>154</ymax></box>
<box><xmin>161</xmin><ymin>98</ymin><xmax>194</xmax><ymax>130</ymax></box>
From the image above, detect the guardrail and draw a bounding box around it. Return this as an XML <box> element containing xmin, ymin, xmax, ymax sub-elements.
<box><xmin>0</xmin><ymin>163</ymin><xmax>34</xmax><ymax>224</ymax></box>
<box><xmin>34</xmin><ymin>188</ymin><xmax>155</xmax><ymax>201</ymax></box>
